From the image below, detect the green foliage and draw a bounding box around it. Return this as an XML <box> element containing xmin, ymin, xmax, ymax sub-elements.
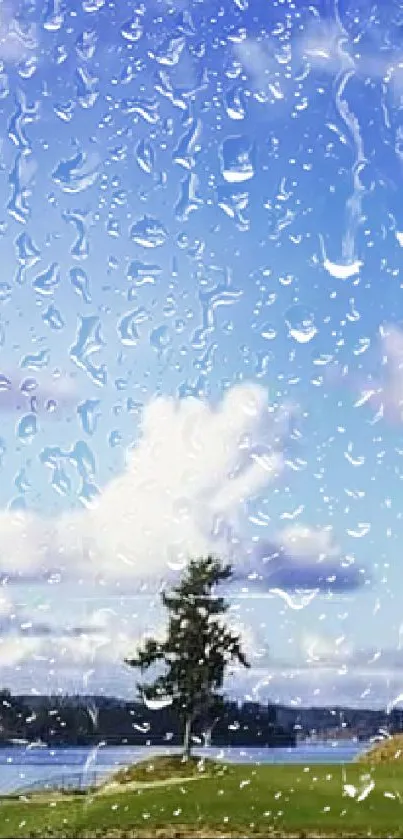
<box><xmin>125</xmin><ymin>556</ymin><xmax>250</xmax><ymax>754</ymax></box>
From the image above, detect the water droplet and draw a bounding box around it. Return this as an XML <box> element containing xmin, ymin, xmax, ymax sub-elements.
<box><xmin>126</xmin><ymin>260</ymin><xmax>161</xmax><ymax>286</ymax></box>
<box><xmin>118</xmin><ymin>308</ymin><xmax>149</xmax><ymax>346</ymax></box>
<box><xmin>75</xmin><ymin>29</ymin><xmax>98</xmax><ymax>61</ymax></box>
<box><xmin>150</xmin><ymin>325</ymin><xmax>172</xmax><ymax>355</ymax></box>
<box><xmin>63</xmin><ymin>210</ymin><xmax>90</xmax><ymax>259</ymax></box>
<box><xmin>0</xmin><ymin>283</ymin><xmax>12</xmax><ymax>301</ymax></box>
<box><xmin>52</xmin><ymin>148</ymin><xmax>101</xmax><ymax>193</ymax></box>
<box><xmin>70</xmin><ymin>267</ymin><xmax>91</xmax><ymax>303</ymax></box>
<box><xmin>77</xmin><ymin>399</ymin><xmax>101</xmax><ymax>435</ymax></box>
<box><xmin>173</xmin><ymin>119</ymin><xmax>201</xmax><ymax>170</ymax></box>
<box><xmin>143</xmin><ymin>694</ymin><xmax>173</xmax><ymax>711</ymax></box>
<box><xmin>285</xmin><ymin>306</ymin><xmax>317</xmax><ymax>344</ymax></box>
<box><xmin>17</xmin><ymin>413</ymin><xmax>37</xmax><ymax>443</ymax></box>
<box><xmin>121</xmin><ymin>16</ymin><xmax>143</xmax><ymax>42</ymax></box>
<box><xmin>52</xmin><ymin>464</ymin><xmax>71</xmax><ymax>496</ymax></box>
<box><xmin>130</xmin><ymin>216</ymin><xmax>167</xmax><ymax>248</ymax></box>
<box><xmin>82</xmin><ymin>0</ymin><xmax>104</xmax><ymax>11</ymax></box>
<box><xmin>14</xmin><ymin>467</ymin><xmax>30</xmax><ymax>493</ymax></box>
<box><xmin>18</xmin><ymin>56</ymin><xmax>38</xmax><ymax>79</ymax></box>
<box><xmin>121</xmin><ymin>97</ymin><xmax>159</xmax><ymax>124</ymax></box>
<box><xmin>344</xmin><ymin>446</ymin><xmax>365</xmax><ymax>467</ymax></box>
<box><xmin>346</xmin><ymin>522</ymin><xmax>371</xmax><ymax>538</ymax></box>
<box><xmin>71</xmin><ymin>440</ymin><xmax>96</xmax><ymax>481</ymax></box>
<box><xmin>261</xmin><ymin>324</ymin><xmax>277</xmax><ymax>341</ymax></box>
<box><xmin>106</xmin><ymin>218</ymin><xmax>120</xmax><ymax>238</ymax></box>
<box><xmin>225</xmin><ymin>86</ymin><xmax>246</xmax><ymax>120</ymax></box>
<box><xmin>323</xmin><ymin>257</ymin><xmax>362</xmax><ymax>280</ymax></box>
<box><xmin>0</xmin><ymin>375</ymin><xmax>11</xmax><ymax>393</ymax></box>
<box><xmin>135</xmin><ymin>139</ymin><xmax>155</xmax><ymax>174</ymax></box>
<box><xmin>43</xmin><ymin>0</ymin><xmax>65</xmax><ymax>30</ymax></box>
<box><xmin>217</xmin><ymin>185</ymin><xmax>250</xmax><ymax>230</ymax></box>
<box><xmin>175</xmin><ymin>173</ymin><xmax>203</xmax><ymax>221</ymax></box>
<box><xmin>8</xmin><ymin>150</ymin><xmax>37</xmax><ymax>222</ymax></box>
<box><xmin>70</xmin><ymin>315</ymin><xmax>107</xmax><ymax>386</ymax></box>
<box><xmin>43</xmin><ymin>305</ymin><xmax>64</xmax><ymax>330</ymax></box>
<box><xmin>20</xmin><ymin>377</ymin><xmax>38</xmax><ymax>397</ymax></box>
<box><xmin>353</xmin><ymin>337</ymin><xmax>370</xmax><ymax>356</ymax></box>
<box><xmin>76</xmin><ymin>66</ymin><xmax>99</xmax><ymax>109</ymax></box>
<box><xmin>109</xmin><ymin>430</ymin><xmax>121</xmax><ymax>448</ymax></box>
<box><xmin>220</xmin><ymin>135</ymin><xmax>255</xmax><ymax>183</ymax></box>
<box><xmin>152</xmin><ymin>35</ymin><xmax>186</xmax><ymax>67</ymax></box>
<box><xmin>54</xmin><ymin>100</ymin><xmax>76</xmax><ymax>122</ymax></box>
<box><xmin>0</xmin><ymin>72</ymin><xmax>9</xmax><ymax>99</ymax></box>
<box><xmin>15</xmin><ymin>232</ymin><xmax>40</xmax><ymax>268</ymax></box>
<box><xmin>21</xmin><ymin>350</ymin><xmax>49</xmax><ymax>370</ymax></box>
<box><xmin>33</xmin><ymin>263</ymin><xmax>60</xmax><ymax>296</ymax></box>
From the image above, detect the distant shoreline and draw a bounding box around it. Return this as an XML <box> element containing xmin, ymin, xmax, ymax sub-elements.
<box><xmin>0</xmin><ymin>692</ymin><xmax>398</xmax><ymax>749</ymax></box>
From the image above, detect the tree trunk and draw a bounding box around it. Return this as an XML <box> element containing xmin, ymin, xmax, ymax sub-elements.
<box><xmin>183</xmin><ymin>715</ymin><xmax>192</xmax><ymax>760</ymax></box>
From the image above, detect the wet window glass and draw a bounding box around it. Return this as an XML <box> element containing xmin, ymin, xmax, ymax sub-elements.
<box><xmin>0</xmin><ymin>0</ymin><xmax>401</xmax><ymax>835</ymax></box>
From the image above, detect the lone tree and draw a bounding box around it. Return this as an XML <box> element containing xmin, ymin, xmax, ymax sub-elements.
<box><xmin>125</xmin><ymin>556</ymin><xmax>250</xmax><ymax>758</ymax></box>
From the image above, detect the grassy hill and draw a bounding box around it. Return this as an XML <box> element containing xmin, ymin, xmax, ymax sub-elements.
<box><xmin>1</xmin><ymin>758</ymin><xmax>403</xmax><ymax>837</ymax></box>
<box><xmin>355</xmin><ymin>734</ymin><xmax>403</xmax><ymax>764</ymax></box>
<box><xmin>109</xmin><ymin>754</ymin><xmax>224</xmax><ymax>785</ymax></box>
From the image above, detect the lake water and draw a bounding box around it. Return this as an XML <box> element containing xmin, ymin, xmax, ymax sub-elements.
<box><xmin>0</xmin><ymin>741</ymin><xmax>367</xmax><ymax>795</ymax></box>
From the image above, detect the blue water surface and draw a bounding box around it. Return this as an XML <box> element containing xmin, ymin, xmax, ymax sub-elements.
<box><xmin>0</xmin><ymin>741</ymin><xmax>367</xmax><ymax>795</ymax></box>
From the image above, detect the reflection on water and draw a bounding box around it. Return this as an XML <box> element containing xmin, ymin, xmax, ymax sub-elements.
<box><xmin>0</xmin><ymin>742</ymin><xmax>367</xmax><ymax>795</ymax></box>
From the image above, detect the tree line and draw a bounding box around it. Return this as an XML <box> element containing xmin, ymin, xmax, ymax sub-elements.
<box><xmin>0</xmin><ymin>690</ymin><xmax>295</xmax><ymax>747</ymax></box>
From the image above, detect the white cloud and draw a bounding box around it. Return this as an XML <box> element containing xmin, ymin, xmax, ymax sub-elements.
<box><xmin>278</xmin><ymin>524</ymin><xmax>339</xmax><ymax>560</ymax></box>
<box><xmin>0</xmin><ymin>603</ymin><xmax>269</xmax><ymax>694</ymax></box>
<box><xmin>300</xmin><ymin>631</ymin><xmax>353</xmax><ymax>666</ymax></box>
<box><xmin>7</xmin><ymin>620</ymin><xmax>403</xmax><ymax>708</ymax></box>
<box><xmin>237</xmin><ymin>20</ymin><xmax>403</xmax><ymax>107</ymax></box>
<box><xmin>0</xmin><ymin>594</ymin><xmax>395</xmax><ymax>708</ymax></box>
<box><xmin>245</xmin><ymin>522</ymin><xmax>366</xmax><ymax>594</ymax></box>
<box><xmin>376</xmin><ymin>324</ymin><xmax>403</xmax><ymax>421</ymax></box>
<box><xmin>234</xmin><ymin>39</ymin><xmax>272</xmax><ymax>84</ymax></box>
<box><xmin>0</xmin><ymin>593</ymin><xmax>13</xmax><ymax>618</ymax></box>
<box><xmin>0</xmin><ymin>382</ymin><xmax>286</xmax><ymax>584</ymax></box>
<box><xmin>330</xmin><ymin>323</ymin><xmax>403</xmax><ymax>425</ymax></box>
<box><xmin>55</xmin><ymin>633</ymin><xmax>118</xmax><ymax>665</ymax></box>
<box><xmin>356</xmin><ymin>324</ymin><xmax>403</xmax><ymax>423</ymax></box>
<box><xmin>296</xmin><ymin>19</ymin><xmax>349</xmax><ymax>74</ymax></box>
<box><xmin>0</xmin><ymin>635</ymin><xmax>40</xmax><ymax>667</ymax></box>
<box><xmin>233</xmin><ymin>38</ymin><xmax>286</xmax><ymax>103</ymax></box>
<box><xmin>297</xmin><ymin>17</ymin><xmax>403</xmax><ymax>87</ymax></box>
<box><xmin>39</xmin><ymin>606</ymin><xmax>270</xmax><ymax>681</ymax></box>
<box><xmin>238</xmin><ymin>662</ymin><xmax>403</xmax><ymax>709</ymax></box>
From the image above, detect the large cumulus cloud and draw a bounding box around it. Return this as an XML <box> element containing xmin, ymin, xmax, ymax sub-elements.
<box><xmin>0</xmin><ymin>383</ymin><xmax>368</xmax><ymax>595</ymax></box>
<box><xmin>0</xmin><ymin>383</ymin><xmax>287</xmax><ymax>585</ymax></box>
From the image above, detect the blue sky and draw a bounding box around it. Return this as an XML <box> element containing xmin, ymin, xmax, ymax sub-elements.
<box><xmin>0</xmin><ymin>0</ymin><xmax>402</xmax><ymax>708</ymax></box>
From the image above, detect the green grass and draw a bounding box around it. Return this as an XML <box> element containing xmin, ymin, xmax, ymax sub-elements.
<box><xmin>2</xmin><ymin>761</ymin><xmax>403</xmax><ymax>837</ymax></box>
